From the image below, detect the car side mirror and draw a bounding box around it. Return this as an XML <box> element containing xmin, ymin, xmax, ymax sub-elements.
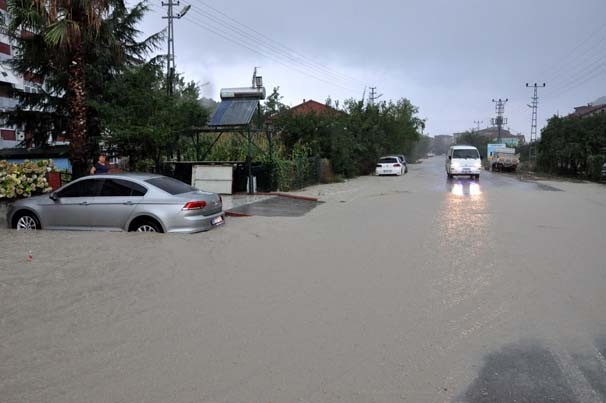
<box><xmin>448</xmin><ymin>156</ymin><xmax>452</xmax><ymax>160</ymax></box>
<box><xmin>49</xmin><ymin>192</ymin><xmax>58</xmax><ymax>201</ymax></box>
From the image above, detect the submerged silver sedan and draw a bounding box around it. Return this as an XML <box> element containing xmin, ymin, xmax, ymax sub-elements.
<box><xmin>6</xmin><ymin>173</ymin><xmax>225</xmax><ymax>233</ymax></box>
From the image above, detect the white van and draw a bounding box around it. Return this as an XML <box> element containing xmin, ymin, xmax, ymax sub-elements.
<box><xmin>445</xmin><ymin>145</ymin><xmax>482</xmax><ymax>180</ymax></box>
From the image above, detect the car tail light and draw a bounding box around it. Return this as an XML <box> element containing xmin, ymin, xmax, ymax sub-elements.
<box><xmin>183</xmin><ymin>200</ymin><xmax>207</xmax><ymax>210</ymax></box>
<box><xmin>393</xmin><ymin>164</ymin><xmax>401</xmax><ymax>167</ymax></box>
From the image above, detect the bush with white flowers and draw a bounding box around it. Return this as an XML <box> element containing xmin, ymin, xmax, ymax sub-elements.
<box><xmin>0</xmin><ymin>159</ymin><xmax>54</xmax><ymax>199</ymax></box>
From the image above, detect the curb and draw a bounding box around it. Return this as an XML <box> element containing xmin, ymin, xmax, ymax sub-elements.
<box><xmin>254</xmin><ymin>192</ymin><xmax>320</xmax><ymax>202</ymax></box>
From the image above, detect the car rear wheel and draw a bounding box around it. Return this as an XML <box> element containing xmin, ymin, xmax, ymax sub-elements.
<box><xmin>130</xmin><ymin>218</ymin><xmax>163</xmax><ymax>233</ymax></box>
<box><xmin>13</xmin><ymin>211</ymin><xmax>40</xmax><ymax>231</ymax></box>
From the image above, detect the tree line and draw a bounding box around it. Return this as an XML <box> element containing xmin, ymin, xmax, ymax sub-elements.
<box><xmin>266</xmin><ymin>89</ymin><xmax>426</xmax><ymax>178</ymax></box>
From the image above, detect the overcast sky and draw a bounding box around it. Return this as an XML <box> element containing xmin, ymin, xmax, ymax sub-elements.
<box><xmin>138</xmin><ymin>0</ymin><xmax>606</xmax><ymax>138</ymax></box>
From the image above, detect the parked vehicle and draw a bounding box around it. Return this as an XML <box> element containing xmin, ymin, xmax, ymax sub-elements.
<box><xmin>396</xmin><ymin>155</ymin><xmax>408</xmax><ymax>173</ymax></box>
<box><xmin>490</xmin><ymin>148</ymin><xmax>519</xmax><ymax>172</ymax></box>
<box><xmin>375</xmin><ymin>156</ymin><xmax>404</xmax><ymax>176</ymax></box>
<box><xmin>445</xmin><ymin>145</ymin><xmax>482</xmax><ymax>180</ymax></box>
<box><xmin>7</xmin><ymin>173</ymin><xmax>225</xmax><ymax>233</ymax></box>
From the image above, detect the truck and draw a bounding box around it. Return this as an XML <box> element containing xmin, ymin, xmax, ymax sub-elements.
<box><xmin>489</xmin><ymin>147</ymin><xmax>519</xmax><ymax>172</ymax></box>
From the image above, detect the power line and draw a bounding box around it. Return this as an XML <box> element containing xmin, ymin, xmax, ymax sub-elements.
<box><xmin>534</xmin><ymin>21</ymin><xmax>606</xmax><ymax>85</ymax></box>
<box><xmin>544</xmin><ymin>58</ymin><xmax>606</xmax><ymax>100</ymax></box>
<box><xmin>505</xmin><ymin>21</ymin><xmax>606</xmax><ymax>126</ymax></box>
<box><xmin>180</xmin><ymin>16</ymin><xmax>359</xmax><ymax>94</ymax></box>
<box><xmin>184</xmin><ymin>0</ymin><xmax>366</xmax><ymax>87</ymax></box>
<box><xmin>184</xmin><ymin>6</ymin><xmax>358</xmax><ymax>89</ymax></box>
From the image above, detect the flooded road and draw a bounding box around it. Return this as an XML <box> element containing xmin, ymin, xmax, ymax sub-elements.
<box><xmin>1</xmin><ymin>158</ymin><xmax>606</xmax><ymax>402</ymax></box>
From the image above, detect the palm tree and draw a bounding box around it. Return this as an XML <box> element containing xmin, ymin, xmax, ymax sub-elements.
<box><xmin>3</xmin><ymin>0</ymin><xmax>162</xmax><ymax>177</ymax></box>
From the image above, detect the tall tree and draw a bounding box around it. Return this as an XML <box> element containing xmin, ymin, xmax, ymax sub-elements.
<box><xmin>3</xmin><ymin>0</ymin><xmax>162</xmax><ymax>177</ymax></box>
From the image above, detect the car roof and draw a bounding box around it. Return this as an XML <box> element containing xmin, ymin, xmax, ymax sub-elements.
<box><xmin>450</xmin><ymin>145</ymin><xmax>478</xmax><ymax>150</ymax></box>
<box><xmin>81</xmin><ymin>172</ymin><xmax>164</xmax><ymax>181</ymax></box>
<box><xmin>379</xmin><ymin>155</ymin><xmax>400</xmax><ymax>159</ymax></box>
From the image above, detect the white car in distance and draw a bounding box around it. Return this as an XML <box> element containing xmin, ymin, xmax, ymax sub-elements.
<box><xmin>375</xmin><ymin>156</ymin><xmax>404</xmax><ymax>176</ymax></box>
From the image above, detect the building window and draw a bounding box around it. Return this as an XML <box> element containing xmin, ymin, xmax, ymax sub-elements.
<box><xmin>0</xmin><ymin>85</ymin><xmax>10</xmax><ymax>97</ymax></box>
<box><xmin>24</xmin><ymin>83</ymin><xmax>40</xmax><ymax>94</ymax></box>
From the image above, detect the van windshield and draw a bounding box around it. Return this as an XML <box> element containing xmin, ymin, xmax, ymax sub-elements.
<box><xmin>453</xmin><ymin>149</ymin><xmax>480</xmax><ymax>159</ymax></box>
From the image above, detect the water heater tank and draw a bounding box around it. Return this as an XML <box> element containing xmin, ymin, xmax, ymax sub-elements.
<box><xmin>220</xmin><ymin>87</ymin><xmax>266</xmax><ymax>100</ymax></box>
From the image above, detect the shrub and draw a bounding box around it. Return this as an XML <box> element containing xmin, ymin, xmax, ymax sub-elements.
<box><xmin>587</xmin><ymin>154</ymin><xmax>606</xmax><ymax>181</ymax></box>
<box><xmin>0</xmin><ymin>160</ymin><xmax>54</xmax><ymax>199</ymax></box>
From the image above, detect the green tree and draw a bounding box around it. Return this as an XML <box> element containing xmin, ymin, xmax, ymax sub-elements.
<box><xmin>538</xmin><ymin>113</ymin><xmax>606</xmax><ymax>177</ymax></box>
<box><xmin>99</xmin><ymin>62</ymin><xmax>209</xmax><ymax>170</ymax></box>
<box><xmin>273</xmin><ymin>97</ymin><xmax>423</xmax><ymax>177</ymax></box>
<box><xmin>3</xmin><ymin>0</ymin><xmax>162</xmax><ymax>177</ymax></box>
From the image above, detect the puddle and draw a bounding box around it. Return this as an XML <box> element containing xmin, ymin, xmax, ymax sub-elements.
<box><xmin>535</xmin><ymin>183</ymin><xmax>563</xmax><ymax>191</ymax></box>
<box><xmin>459</xmin><ymin>338</ymin><xmax>606</xmax><ymax>403</ymax></box>
<box><xmin>460</xmin><ymin>342</ymin><xmax>578</xmax><ymax>402</ymax></box>
<box><xmin>226</xmin><ymin>196</ymin><xmax>322</xmax><ymax>217</ymax></box>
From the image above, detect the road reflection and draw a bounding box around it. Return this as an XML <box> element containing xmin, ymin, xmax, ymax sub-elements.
<box><xmin>430</xmin><ymin>177</ymin><xmax>495</xmax><ymax>309</ymax></box>
<box><xmin>447</xmin><ymin>179</ymin><xmax>482</xmax><ymax>197</ymax></box>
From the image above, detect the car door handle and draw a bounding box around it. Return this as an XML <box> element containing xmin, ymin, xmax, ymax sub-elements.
<box><xmin>123</xmin><ymin>201</ymin><xmax>134</xmax><ymax>205</ymax></box>
<box><xmin>79</xmin><ymin>201</ymin><xmax>89</xmax><ymax>206</ymax></box>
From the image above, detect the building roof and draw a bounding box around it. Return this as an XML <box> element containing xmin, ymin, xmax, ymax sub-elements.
<box><xmin>570</xmin><ymin>103</ymin><xmax>606</xmax><ymax>118</ymax></box>
<box><xmin>287</xmin><ymin>100</ymin><xmax>342</xmax><ymax>116</ymax></box>
<box><xmin>267</xmin><ymin>99</ymin><xmax>344</xmax><ymax>124</ymax></box>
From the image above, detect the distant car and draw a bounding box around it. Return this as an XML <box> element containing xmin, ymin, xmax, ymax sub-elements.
<box><xmin>427</xmin><ymin>153</ymin><xmax>435</xmax><ymax>158</ymax></box>
<box><xmin>7</xmin><ymin>173</ymin><xmax>225</xmax><ymax>233</ymax></box>
<box><xmin>396</xmin><ymin>155</ymin><xmax>408</xmax><ymax>174</ymax></box>
<box><xmin>375</xmin><ymin>156</ymin><xmax>404</xmax><ymax>176</ymax></box>
<box><xmin>445</xmin><ymin>145</ymin><xmax>482</xmax><ymax>180</ymax></box>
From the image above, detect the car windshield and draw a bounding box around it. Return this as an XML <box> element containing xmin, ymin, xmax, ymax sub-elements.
<box><xmin>453</xmin><ymin>149</ymin><xmax>480</xmax><ymax>159</ymax></box>
<box><xmin>379</xmin><ymin>158</ymin><xmax>398</xmax><ymax>164</ymax></box>
<box><xmin>145</xmin><ymin>177</ymin><xmax>196</xmax><ymax>195</ymax></box>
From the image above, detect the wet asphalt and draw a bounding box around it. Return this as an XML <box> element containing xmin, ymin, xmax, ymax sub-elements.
<box><xmin>1</xmin><ymin>157</ymin><xmax>606</xmax><ymax>402</ymax></box>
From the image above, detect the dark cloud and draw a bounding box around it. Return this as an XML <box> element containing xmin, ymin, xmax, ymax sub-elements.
<box><xmin>139</xmin><ymin>0</ymin><xmax>606</xmax><ymax>136</ymax></box>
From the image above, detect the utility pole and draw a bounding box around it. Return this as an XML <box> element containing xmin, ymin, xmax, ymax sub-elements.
<box><xmin>473</xmin><ymin>120</ymin><xmax>483</xmax><ymax>134</ymax></box>
<box><xmin>368</xmin><ymin>86</ymin><xmax>382</xmax><ymax>106</ymax></box>
<box><xmin>526</xmin><ymin>82</ymin><xmax>546</xmax><ymax>166</ymax></box>
<box><xmin>162</xmin><ymin>2</ymin><xmax>191</xmax><ymax>95</ymax></box>
<box><xmin>491</xmin><ymin>98</ymin><xmax>508</xmax><ymax>143</ymax></box>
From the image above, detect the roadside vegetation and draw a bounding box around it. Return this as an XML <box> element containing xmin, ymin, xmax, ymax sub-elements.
<box><xmin>537</xmin><ymin>113</ymin><xmax>606</xmax><ymax>180</ymax></box>
<box><xmin>1</xmin><ymin>2</ymin><xmax>427</xmax><ymax>189</ymax></box>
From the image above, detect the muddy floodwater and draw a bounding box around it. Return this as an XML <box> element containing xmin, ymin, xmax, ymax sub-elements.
<box><xmin>1</xmin><ymin>158</ymin><xmax>606</xmax><ymax>402</ymax></box>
